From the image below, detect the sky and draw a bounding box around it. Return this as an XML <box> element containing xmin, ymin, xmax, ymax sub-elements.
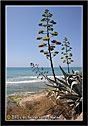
<box><xmin>6</xmin><ymin>5</ymin><xmax>83</xmax><ymax>67</ymax></box>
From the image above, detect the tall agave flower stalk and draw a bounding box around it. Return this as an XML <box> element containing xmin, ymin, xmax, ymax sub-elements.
<box><xmin>61</xmin><ymin>37</ymin><xmax>74</xmax><ymax>73</ymax></box>
<box><xmin>36</xmin><ymin>9</ymin><xmax>61</xmax><ymax>82</ymax></box>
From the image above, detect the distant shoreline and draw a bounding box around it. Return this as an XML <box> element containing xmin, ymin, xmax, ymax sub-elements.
<box><xmin>6</xmin><ymin>66</ymin><xmax>82</xmax><ymax>68</ymax></box>
<box><xmin>7</xmin><ymin>88</ymin><xmax>48</xmax><ymax>97</ymax></box>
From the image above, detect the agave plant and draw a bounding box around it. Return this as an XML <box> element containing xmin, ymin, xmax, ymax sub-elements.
<box><xmin>30</xmin><ymin>63</ymin><xmax>82</xmax><ymax>118</ymax></box>
<box><xmin>46</xmin><ymin>65</ymin><xmax>82</xmax><ymax>115</ymax></box>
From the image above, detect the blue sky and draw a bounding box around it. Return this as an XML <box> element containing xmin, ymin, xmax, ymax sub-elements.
<box><xmin>6</xmin><ymin>6</ymin><xmax>83</xmax><ymax>67</ymax></box>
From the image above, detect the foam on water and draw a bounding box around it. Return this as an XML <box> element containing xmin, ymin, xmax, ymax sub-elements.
<box><xmin>6</xmin><ymin>76</ymin><xmax>64</xmax><ymax>85</ymax></box>
<box><xmin>6</xmin><ymin>67</ymin><xmax>82</xmax><ymax>95</ymax></box>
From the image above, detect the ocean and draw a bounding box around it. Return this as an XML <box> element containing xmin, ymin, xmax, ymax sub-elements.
<box><xmin>6</xmin><ymin>67</ymin><xmax>82</xmax><ymax>96</ymax></box>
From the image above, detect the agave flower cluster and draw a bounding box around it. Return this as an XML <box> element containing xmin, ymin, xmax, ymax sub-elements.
<box><xmin>61</xmin><ymin>37</ymin><xmax>74</xmax><ymax>73</ymax></box>
<box><xmin>36</xmin><ymin>9</ymin><xmax>61</xmax><ymax>60</ymax></box>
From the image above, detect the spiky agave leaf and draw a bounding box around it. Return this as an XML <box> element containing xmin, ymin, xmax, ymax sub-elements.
<box><xmin>56</xmin><ymin>77</ymin><xmax>70</xmax><ymax>88</ymax></box>
<box><xmin>59</xmin><ymin>94</ymin><xmax>80</xmax><ymax>100</ymax></box>
<box><xmin>59</xmin><ymin>65</ymin><xmax>68</xmax><ymax>79</ymax></box>
<box><xmin>72</xmin><ymin>69</ymin><xmax>75</xmax><ymax>74</ymax></box>
<box><xmin>71</xmin><ymin>81</ymin><xmax>82</xmax><ymax>97</ymax></box>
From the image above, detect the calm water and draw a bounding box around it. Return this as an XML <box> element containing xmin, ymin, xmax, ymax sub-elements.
<box><xmin>6</xmin><ymin>67</ymin><xmax>82</xmax><ymax>95</ymax></box>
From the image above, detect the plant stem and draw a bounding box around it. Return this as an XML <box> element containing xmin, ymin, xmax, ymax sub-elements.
<box><xmin>66</xmin><ymin>43</ymin><xmax>70</xmax><ymax>73</ymax></box>
<box><xmin>46</xmin><ymin>14</ymin><xmax>56</xmax><ymax>82</ymax></box>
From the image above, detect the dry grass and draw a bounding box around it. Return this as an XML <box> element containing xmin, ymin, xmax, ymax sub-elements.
<box><xmin>6</xmin><ymin>93</ymin><xmax>82</xmax><ymax>120</ymax></box>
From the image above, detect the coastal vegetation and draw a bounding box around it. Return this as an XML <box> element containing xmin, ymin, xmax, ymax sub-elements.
<box><xmin>31</xmin><ymin>9</ymin><xmax>82</xmax><ymax>119</ymax></box>
<box><xmin>7</xmin><ymin>9</ymin><xmax>82</xmax><ymax>121</ymax></box>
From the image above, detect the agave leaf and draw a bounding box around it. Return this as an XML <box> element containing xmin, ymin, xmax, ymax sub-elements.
<box><xmin>72</xmin><ymin>69</ymin><xmax>75</xmax><ymax>74</ymax></box>
<box><xmin>56</xmin><ymin>77</ymin><xmax>70</xmax><ymax>87</ymax></box>
<box><xmin>59</xmin><ymin>94</ymin><xmax>80</xmax><ymax>100</ymax></box>
<box><xmin>47</xmin><ymin>78</ymin><xmax>60</xmax><ymax>86</ymax></box>
<box><xmin>59</xmin><ymin>65</ymin><xmax>68</xmax><ymax>79</ymax></box>
<box><xmin>59</xmin><ymin>86</ymin><xmax>71</xmax><ymax>93</ymax></box>
<box><xmin>46</xmin><ymin>83</ymin><xmax>60</xmax><ymax>89</ymax></box>
<box><xmin>71</xmin><ymin>81</ymin><xmax>82</xmax><ymax>97</ymax></box>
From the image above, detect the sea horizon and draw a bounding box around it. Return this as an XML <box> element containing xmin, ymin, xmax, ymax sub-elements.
<box><xmin>6</xmin><ymin>66</ymin><xmax>82</xmax><ymax>68</ymax></box>
<box><xmin>6</xmin><ymin>67</ymin><xmax>82</xmax><ymax>96</ymax></box>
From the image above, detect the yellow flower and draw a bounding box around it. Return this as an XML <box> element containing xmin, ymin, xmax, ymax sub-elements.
<box><xmin>49</xmin><ymin>46</ymin><xmax>55</xmax><ymax>48</ymax></box>
<box><xmin>50</xmin><ymin>20</ymin><xmax>56</xmax><ymax>24</ymax></box>
<box><xmin>44</xmin><ymin>51</ymin><xmax>48</xmax><ymax>54</ymax></box>
<box><xmin>63</xmin><ymin>60</ymin><xmax>66</xmax><ymax>63</ymax></box>
<box><xmin>47</xmin><ymin>24</ymin><xmax>53</xmax><ymax>27</ymax></box>
<box><xmin>54</xmin><ymin>51</ymin><xmax>59</xmax><ymax>54</ymax></box>
<box><xmin>38</xmin><ymin>23</ymin><xmax>43</xmax><ymax>26</ymax></box>
<box><xmin>63</xmin><ymin>53</ymin><xmax>67</xmax><ymax>55</ymax></box>
<box><xmin>38</xmin><ymin>30</ymin><xmax>44</xmax><ymax>34</ymax></box>
<box><xmin>43</xmin><ymin>37</ymin><xmax>50</xmax><ymax>40</ymax></box>
<box><xmin>36</xmin><ymin>36</ymin><xmax>42</xmax><ymax>40</ymax></box>
<box><xmin>61</xmin><ymin>47</ymin><xmax>65</xmax><ymax>50</ymax></box>
<box><xmin>51</xmin><ymin>32</ymin><xmax>58</xmax><ymax>36</ymax></box>
<box><xmin>71</xmin><ymin>60</ymin><xmax>74</xmax><ymax>62</ymax></box>
<box><xmin>53</xmin><ymin>53</ymin><xmax>56</xmax><ymax>56</ymax></box>
<box><xmin>69</xmin><ymin>53</ymin><xmax>72</xmax><ymax>56</ymax></box>
<box><xmin>41</xmin><ymin>18</ymin><xmax>46</xmax><ymax>21</ymax></box>
<box><xmin>40</xmin><ymin>50</ymin><xmax>44</xmax><ymax>52</ymax></box>
<box><xmin>65</xmin><ymin>57</ymin><xmax>69</xmax><ymax>60</ymax></box>
<box><xmin>61</xmin><ymin>57</ymin><xmax>63</xmax><ymax>59</ymax></box>
<box><xmin>38</xmin><ymin>43</ymin><xmax>47</xmax><ymax>47</ymax></box>
<box><xmin>51</xmin><ymin>40</ymin><xmax>57</xmax><ymax>43</ymax></box>
<box><xmin>55</xmin><ymin>41</ymin><xmax>61</xmax><ymax>45</ymax></box>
